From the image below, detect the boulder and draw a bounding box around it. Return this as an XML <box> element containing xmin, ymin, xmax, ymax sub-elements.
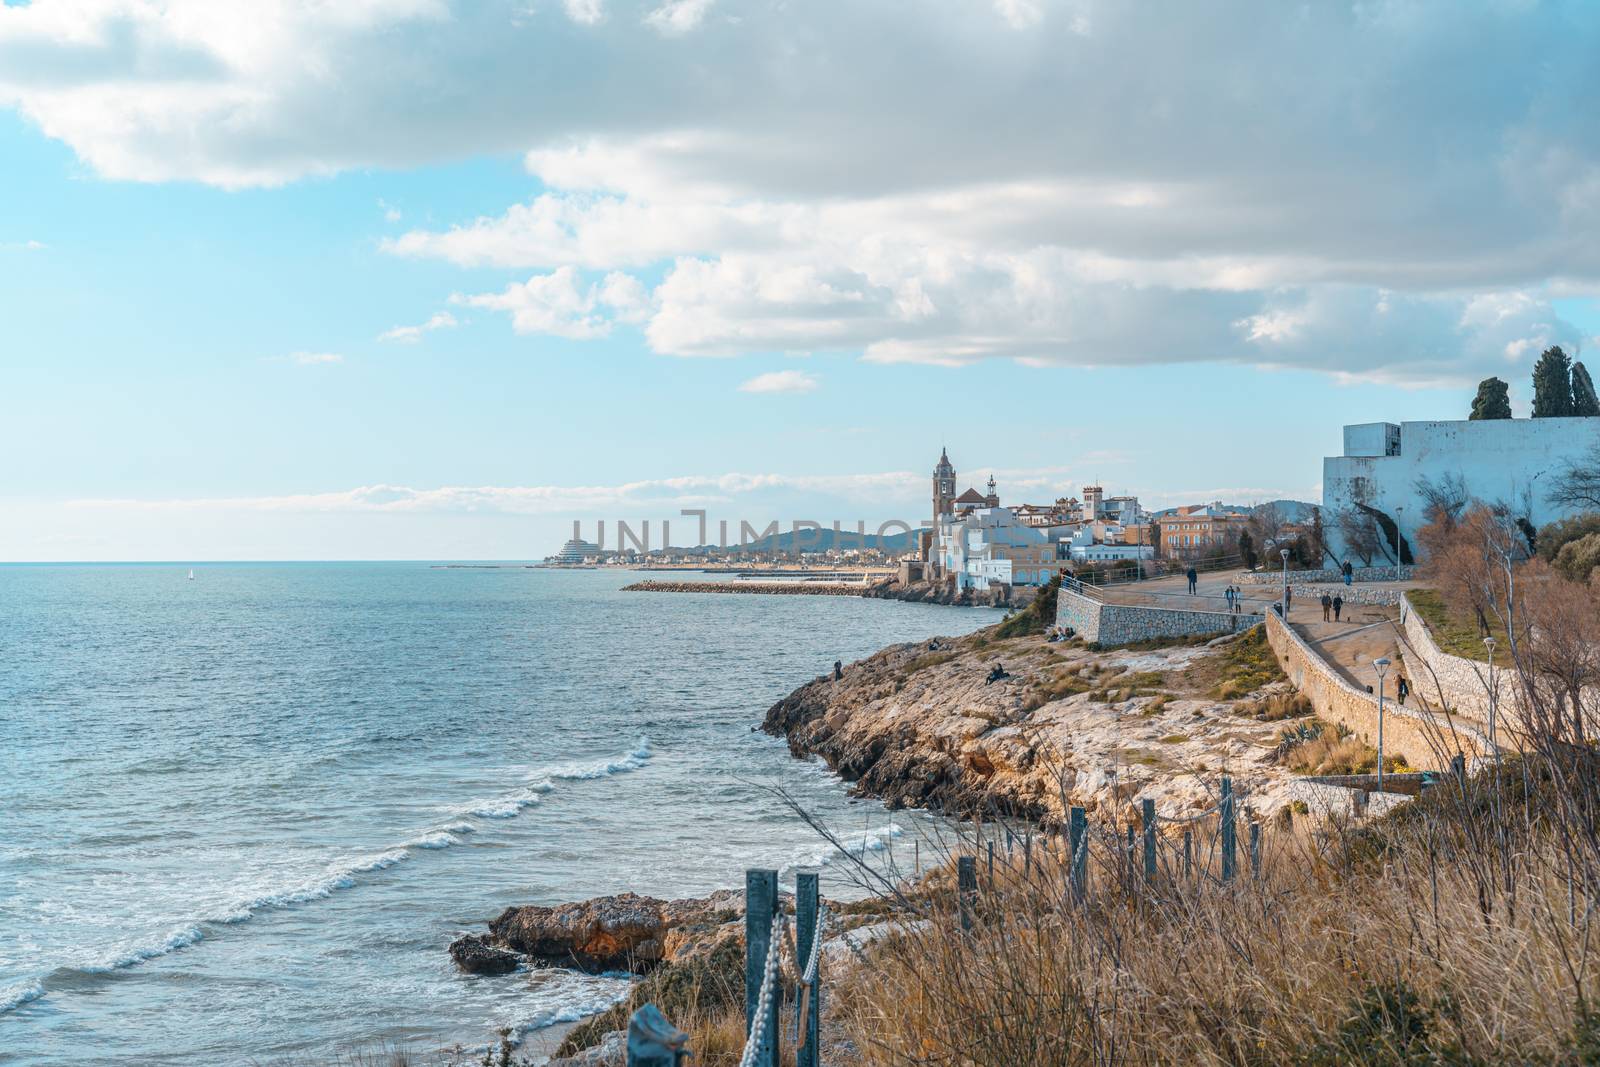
<box><xmin>487</xmin><ymin>889</ymin><xmax>745</xmax><ymax>974</ymax></box>
<box><xmin>547</xmin><ymin>1030</ymin><xmax>626</xmax><ymax>1066</ymax></box>
<box><xmin>448</xmin><ymin>934</ymin><xmax>520</xmax><ymax>976</ymax></box>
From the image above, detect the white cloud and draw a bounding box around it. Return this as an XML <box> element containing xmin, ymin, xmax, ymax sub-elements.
<box><xmin>454</xmin><ymin>265</ymin><xmax>645</xmax><ymax>339</ymax></box>
<box><xmin>378</xmin><ymin>310</ymin><xmax>457</xmax><ymax>343</ymax></box>
<box><xmin>290</xmin><ymin>351</ymin><xmax>343</xmax><ymax>365</ymax></box>
<box><xmin>645</xmin><ymin>0</ymin><xmax>715</xmax><ymax>36</ymax></box>
<box><xmin>5</xmin><ymin>2</ymin><xmax>1600</xmax><ymax>383</ymax></box>
<box><xmin>2</xmin><ymin>239</ymin><xmax>46</xmax><ymax>251</ymax></box>
<box><xmin>738</xmin><ymin>369</ymin><xmax>818</xmax><ymax>394</ymax></box>
<box><xmin>564</xmin><ymin>0</ymin><xmax>606</xmax><ymax>26</ymax></box>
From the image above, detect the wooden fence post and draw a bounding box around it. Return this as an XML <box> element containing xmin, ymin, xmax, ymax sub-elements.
<box><xmin>745</xmin><ymin>868</ymin><xmax>779</xmax><ymax>1067</ymax></box>
<box><xmin>1249</xmin><ymin>822</ymin><xmax>1261</xmax><ymax>880</ymax></box>
<box><xmin>795</xmin><ymin>872</ymin><xmax>821</xmax><ymax>1067</ymax></box>
<box><xmin>1220</xmin><ymin>778</ymin><xmax>1236</xmax><ymax>884</ymax></box>
<box><xmin>1069</xmin><ymin>806</ymin><xmax>1088</xmax><ymax>902</ymax></box>
<box><xmin>1183</xmin><ymin>830</ymin><xmax>1193</xmax><ymax>879</ymax></box>
<box><xmin>1142</xmin><ymin>798</ymin><xmax>1157</xmax><ymax>882</ymax></box>
<box><xmin>1024</xmin><ymin>830</ymin><xmax>1033</xmax><ymax>878</ymax></box>
<box><xmin>958</xmin><ymin>855</ymin><xmax>978</xmax><ymax>931</ymax></box>
<box><xmin>987</xmin><ymin>839</ymin><xmax>995</xmax><ymax>889</ymax></box>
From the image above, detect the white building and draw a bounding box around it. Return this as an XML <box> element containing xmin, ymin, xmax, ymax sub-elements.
<box><xmin>546</xmin><ymin>538</ymin><xmax>603</xmax><ymax>564</ymax></box>
<box><xmin>1323</xmin><ymin>418</ymin><xmax>1600</xmax><ymax>563</ymax></box>
<box><xmin>937</xmin><ymin>507</ymin><xmax>1065</xmax><ymax>590</ymax></box>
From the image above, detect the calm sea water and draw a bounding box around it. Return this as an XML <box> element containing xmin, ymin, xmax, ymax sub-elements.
<box><xmin>0</xmin><ymin>564</ymin><xmax>996</xmax><ymax>1065</ymax></box>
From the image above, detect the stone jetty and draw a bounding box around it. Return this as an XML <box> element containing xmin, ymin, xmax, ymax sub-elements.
<box><xmin>623</xmin><ymin>579</ymin><xmax>869</xmax><ymax>596</ymax></box>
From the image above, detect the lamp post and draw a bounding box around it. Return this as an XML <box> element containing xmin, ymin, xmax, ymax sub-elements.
<box><xmin>1278</xmin><ymin>547</ymin><xmax>1290</xmax><ymax>618</ymax></box>
<box><xmin>1484</xmin><ymin>636</ymin><xmax>1498</xmax><ymax>764</ymax></box>
<box><xmin>1374</xmin><ymin>657</ymin><xmax>1391</xmax><ymax>794</ymax></box>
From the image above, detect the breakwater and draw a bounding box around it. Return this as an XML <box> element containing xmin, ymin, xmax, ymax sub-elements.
<box><xmin>624</xmin><ymin>579</ymin><xmax>869</xmax><ymax>596</ymax></box>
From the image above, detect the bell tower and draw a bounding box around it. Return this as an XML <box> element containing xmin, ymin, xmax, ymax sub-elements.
<box><xmin>933</xmin><ymin>448</ymin><xmax>956</xmax><ymax>523</ymax></box>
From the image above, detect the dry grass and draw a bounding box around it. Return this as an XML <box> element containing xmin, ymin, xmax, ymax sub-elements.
<box><xmin>819</xmin><ymin>761</ymin><xmax>1600</xmax><ymax>1066</ymax></box>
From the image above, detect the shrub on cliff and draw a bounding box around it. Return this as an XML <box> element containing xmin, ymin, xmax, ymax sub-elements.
<box><xmin>994</xmin><ymin>575</ymin><xmax>1059</xmax><ymax>639</ymax></box>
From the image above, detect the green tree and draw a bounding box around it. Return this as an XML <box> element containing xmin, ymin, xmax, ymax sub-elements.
<box><xmin>1574</xmin><ymin>361</ymin><xmax>1600</xmax><ymax>417</ymax></box>
<box><xmin>1532</xmin><ymin>345</ymin><xmax>1574</xmax><ymax>418</ymax></box>
<box><xmin>1238</xmin><ymin>530</ymin><xmax>1257</xmax><ymax>570</ymax></box>
<box><xmin>1468</xmin><ymin>376</ymin><xmax>1512</xmax><ymax>420</ymax></box>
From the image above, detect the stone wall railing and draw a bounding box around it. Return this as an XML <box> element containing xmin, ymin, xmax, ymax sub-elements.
<box><xmin>1398</xmin><ymin>593</ymin><xmax>1515</xmax><ymax>728</ymax></box>
<box><xmin>1237</xmin><ymin>565</ymin><xmax>1415</xmax><ymax>585</ymax></box>
<box><xmin>1289</xmin><ymin>583</ymin><xmax>1403</xmax><ymax>607</ymax></box>
<box><xmin>1264</xmin><ymin>610</ymin><xmax>1485</xmax><ymax>771</ymax></box>
<box><xmin>1056</xmin><ymin>587</ymin><xmax>1254</xmax><ymax>647</ymax></box>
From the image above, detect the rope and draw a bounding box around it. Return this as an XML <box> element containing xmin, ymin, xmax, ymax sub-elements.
<box><xmin>737</xmin><ymin>912</ymin><xmax>785</xmax><ymax>1067</ymax></box>
<box><xmin>801</xmin><ymin>904</ymin><xmax>829</xmax><ymax>985</ymax></box>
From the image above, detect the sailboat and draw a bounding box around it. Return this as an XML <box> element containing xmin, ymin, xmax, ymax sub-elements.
<box><xmin>187</xmin><ymin>569</ymin><xmax>195</xmax><ymax>581</ymax></box>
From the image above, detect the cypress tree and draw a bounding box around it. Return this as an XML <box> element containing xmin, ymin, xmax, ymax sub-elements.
<box><xmin>1468</xmin><ymin>377</ymin><xmax>1512</xmax><ymax>420</ymax></box>
<box><xmin>1531</xmin><ymin>345</ymin><xmax>1574</xmax><ymax>418</ymax></box>
<box><xmin>1574</xmin><ymin>361</ymin><xmax>1600</xmax><ymax>417</ymax></box>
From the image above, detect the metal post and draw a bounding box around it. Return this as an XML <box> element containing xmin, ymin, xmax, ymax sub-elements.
<box><xmin>795</xmin><ymin>872</ymin><xmax>820</xmax><ymax>1067</ymax></box>
<box><xmin>1220</xmin><ymin>778</ymin><xmax>1236</xmax><ymax>883</ymax></box>
<box><xmin>1249</xmin><ymin>822</ymin><xmax>1261</xmax><ymax>880</ymax></box>
<box><xmin>987</xmin><ymin>839</ymin><xmax>995</xmax><ymax>889</ymax></box>
<box><xmin>914</xmin><ymin>839</ymin><xmax>920</xmax><ymax>876</ymax></box>
<box><xmin>1142</xmin><ymin>798</ymin><xmax>1157</xmax><ymax>881</ymax></box>
<box><xmin>1024</xmin><ymin>830</ymin><xmax>1033</xmax><ymax>878</ymax></box>
<box><xmin>1069</xmin><ymin>806</ymin><xmax>1087</xmax><ymax>901</ymax></box>
<box><xmin>1280</xmin><ymin>547</ymin><xmax>1290</xmax><ymax>618</ymax></box>
<box><xmin>958</xmin><ymin>856</ymin><xmax>977</xmax><ymax>931</ymax></box>
<box><xmin>1183</xmin><ymin>830</ymin><xmax>1193</xmax><ymax>879</ymax></box>
<box><xmin>744</xmin><ymin>868</ymin><xmax>778</xmax><ymax>1067</ymax></box>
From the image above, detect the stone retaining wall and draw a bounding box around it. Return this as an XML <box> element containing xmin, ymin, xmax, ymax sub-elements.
<box><xmin>1264</xmin><ymin>610</ymin><xmax>1485</xmax><ymax>770</ymax></box>
<box><xmin>1056</xmin><ymin>587</ymin><xmax>1254</xmax><ymax>647</ymax></box>
<box><xmin>1238</xmin><ymin>565</ymin><xmax>1415</xmax><ymax>585</ymax></box>
<box><xmin>1398</xmin><ymin>593</ymin><xmax>1518</xmax><ymax>727</ymax></box>
<box><xmin>1289</xmin><ymin>583</ymin><xmax>1403</xmax><ymax>607</ymax></box>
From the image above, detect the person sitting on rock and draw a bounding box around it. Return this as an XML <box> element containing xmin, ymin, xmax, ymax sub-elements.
<box><xmin>833</xmin><ymin>660</ymin><xmax>843</xmax><ymax>681</ymax></box>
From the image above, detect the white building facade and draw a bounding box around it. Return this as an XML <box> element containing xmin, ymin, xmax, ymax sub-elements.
<box><xmin>1323</xmin><ymin>417</ymin><xmax>1600</xmax><ymax>563</ymax></box>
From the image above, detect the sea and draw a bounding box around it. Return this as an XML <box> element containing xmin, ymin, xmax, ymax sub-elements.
<box><xmin>0</xmin><ymin>564</ymin><xmax>998</xmax><ymax>1065</ymax></box>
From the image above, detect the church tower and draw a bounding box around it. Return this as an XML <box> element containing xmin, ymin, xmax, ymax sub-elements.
<box><xmin>933</xmin><ymin>448</ymin><xmax>956</xmax><ymax>523</ymax></box>
<box><xmin>984</xmin><ymin>474</ymin><xmax>999</xmax><ymax>508</ymax></box>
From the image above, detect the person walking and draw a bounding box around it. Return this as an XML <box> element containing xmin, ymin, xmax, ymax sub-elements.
<box><xmin>1332</xmin><ymin>594</ymin><xmax>1343</xmax><ymax>622</ymax></box>
<box><xmin>1284</xmin><ymin>585</ymin><xmax>1293</xmax><ymax>614</ymax></box>
<box><xmin>1226</xmin><ymin>585</ymin><xmax>1235</xmax><ymax>612</ymax></box>
<box><xmin>1321</xmin><ymin>593</ymin><xmax>1332</xmax><ymax>621</ymax></box>
<box><xmin>1397</xmin><ymin>675</ymin><xmax>1410</xmax><ymax>706</ymax></box>
<box><xmin>1186</xmin><ymin>566</ymin><xmax>1198</xmax><ymax>595</ymax></box>
<box><xmin>1343</xmin><ymin>561</ymin><xmax>1353</xmax><ymax>586</ymax></box>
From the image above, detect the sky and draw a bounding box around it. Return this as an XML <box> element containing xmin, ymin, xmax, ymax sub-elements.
<box><xmin>2</xmin><ymin>0</ymin><xmax>1599</xmax><ymax>561</ymax></box>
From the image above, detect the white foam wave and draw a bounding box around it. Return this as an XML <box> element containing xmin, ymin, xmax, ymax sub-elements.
<box><xmin>467</xmin><ymin>790</ymin><xmax>548</xmax><ymax>819</ymax></box>
<box><xmin>783</xmin><ymin>822</ymin><xmax>906</xmax><ymax>874</ymax></box>
<box><xmin>546</xmin><ymin>738</ymin><xmax>653</xmax><ymax>782</ymax></box>
<box><xmin>408</xmin><ymin>831</ymin><xmax>458</xmax><ymax>850</ymax></box>
<box><xmin>86</xmin><ymin>925</ymin><xmax>206</xmax><ymax>973</ymax></box>
<box><xmin>220</xmin><ymin>849</ymin><xmax>412</xmax><ymax>921</ymax></box>
<box><xmin>0</xmin><ymin>979</ymin><xmax>45</xmax><ymax>1015</ymax></box>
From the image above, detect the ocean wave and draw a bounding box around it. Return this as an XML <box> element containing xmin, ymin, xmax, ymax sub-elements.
<box><xmin>0</xmin><ymin>979</ymin><xmax>46</xmax><ymax>1016</ymax></box>
<box><xmin>84</xmin><ymin>925</ymin><xmax>206</xmax><ymax>973</ymax></box>
<box><xmin>407</xmin><ymin>831</ymin><xmax>459</xmax><ymax>850</ymax></box>
<box><xmin>466</xmin><ymin>789</ymin><xmax>549</xmax><ymax>819</ymax></box>
<box><xmin>220</xmin><ymin>849</ymin><xmax>413</xmax><ymax>921</ymax></box>
<box><xmin>545</xmin><ymin>738</ymin><xmax>653</xmax><ymax>782</ymax></box>
<box><xmin>782</xmin><ymin>822</ymin><xmax>906</xmax><ymax>874</ymax></box>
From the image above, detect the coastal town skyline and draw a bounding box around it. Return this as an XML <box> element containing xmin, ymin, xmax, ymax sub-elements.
<box><xmin>5</xmin><ymin>1</ymin><xmax>1600</xmax><ymax>562</ymax></box>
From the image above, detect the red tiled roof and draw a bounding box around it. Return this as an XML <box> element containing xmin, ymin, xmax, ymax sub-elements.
<box><xmin>954</xmin><ymin>488</ymin><xmax>988</xmax><ymax>504</ymax></box>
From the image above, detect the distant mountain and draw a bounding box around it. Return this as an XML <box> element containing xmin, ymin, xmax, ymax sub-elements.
<box><xmin>681</xmin><ymin>526</ymin><xmax>923</xmax><ymax>555</ymax></box>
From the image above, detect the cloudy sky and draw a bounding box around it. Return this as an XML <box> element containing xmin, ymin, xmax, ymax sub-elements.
<box><xmin>3</xmin><ymin>0</ymin><xmax>1598</xmax><ymax>560</ymax></box>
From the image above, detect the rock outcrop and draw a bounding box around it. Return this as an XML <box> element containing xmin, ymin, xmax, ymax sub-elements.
<box><xmin>451</xmin><ymin>889</ymin><xmax>747</xmax><ymax>976</ymax></box>
<box><xmin>764</xmin><ymin>625</ymin><xmax>1314</xmax><ymax>824</ymax></box>
<box><xmin>447</xmin><ymin>934</ymin><xmax>521</xmax><ymax>976</ymax></box>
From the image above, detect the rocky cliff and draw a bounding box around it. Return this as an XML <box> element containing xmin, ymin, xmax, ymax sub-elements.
<box><xmin>763</xmin><ymin>624</ymin><xmax>1316</xmax><ymax>824</ymax></box>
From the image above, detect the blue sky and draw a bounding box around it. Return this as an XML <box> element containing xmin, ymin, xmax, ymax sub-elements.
<box><xmin>2</xmin><ymin>1</ymin><xmax>1598</xmax><ymax>560</ymax></box>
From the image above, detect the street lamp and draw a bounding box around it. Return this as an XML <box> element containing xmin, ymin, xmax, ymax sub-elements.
<box><xmin>1484</xmin><ymin>636</ymin><xmax>1499</xmax><ymax>765</ymax></box>
<box><xmin>1374</xmin><ymin>657</ymin><xmax>1391</xmax><ymax>794</ymax></box>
